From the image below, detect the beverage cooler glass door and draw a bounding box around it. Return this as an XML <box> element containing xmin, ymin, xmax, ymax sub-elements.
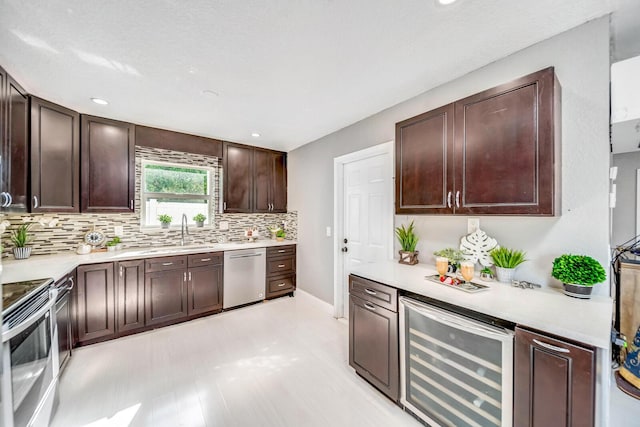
<box><xmin>399</xmin><ymin>297</ymin><xmax>514</xmax><ymax>427</ymax></box>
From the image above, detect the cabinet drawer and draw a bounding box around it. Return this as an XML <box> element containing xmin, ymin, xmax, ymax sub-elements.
<box><xmin>267</xmin><ymin>276</ymin><xmax>295</xmax><ymax>294</ymax></box>
<box><xmin>267</xmin><ymin>256</ymin><xmax>295</xmax><ymax>275</ymax></box>
<box><xmin>145</xmin><ymin>256</ymin><xmax>187</xmax><ymax>273</ymax></box>
<box><xmin>349</xmin><ymin>275</ymin><xmax>397</xmax><ymax>312</ymax></box>
<box><xmin>267</xmin><ymin>245</ymin><xmax>296</xmax><ymax>257</ymax></box>
<box><xmin>188</xmin><ymin>252</ymin><xmax>223</xmax><ymax>268</ymax></box>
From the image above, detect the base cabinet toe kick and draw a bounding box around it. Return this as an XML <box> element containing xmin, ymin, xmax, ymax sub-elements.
<box><xmin>348</xmin><ymin>274</ymin><xmax>597</xmax><ymax>427</ymax></box>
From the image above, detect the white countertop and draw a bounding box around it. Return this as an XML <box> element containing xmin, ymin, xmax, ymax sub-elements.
<box><xmin>1</xmin><ymin>240</ymin><xmax>296</xmax><ymax>284</ymax></box>
<box><xmin>350</xmin><ymin>260</ymin><xmax>613</xmax><ymax>349</ymax></box>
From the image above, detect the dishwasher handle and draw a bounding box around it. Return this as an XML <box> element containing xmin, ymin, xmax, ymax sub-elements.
<box><xmin>228</xmin><ymin>253</ymin><xmax>263</xmax><ymax>259</ymax></box>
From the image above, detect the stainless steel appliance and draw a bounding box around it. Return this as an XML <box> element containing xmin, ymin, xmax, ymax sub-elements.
<box><xmin>2</xmin><ymin>278</ymin><xmax>58</xmax><ymax>427</ymax></box>
<box><xmin>223</xmin><ymin>248</ymin><xmax>266</xmax><ymax>309</ymax></box>
<box><xmin>399</xmin><ymin>297</ymin><xmax>514</xmax><ymax>427</ymax></box>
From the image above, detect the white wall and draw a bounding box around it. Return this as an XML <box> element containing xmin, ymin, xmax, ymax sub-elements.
<box><xmin>612</xmin><ymin>151</ymin><xmax>640</xmax><ymax>246</ymax></box>
<box><xmin>289</xmin><ymin>18</ymin><xmax>611</xmax><ymax>303</ymax></box>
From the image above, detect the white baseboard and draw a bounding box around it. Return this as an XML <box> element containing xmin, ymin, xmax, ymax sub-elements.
<box><xmin>297</xmin><ymin>288</ymin><xmax>334</xmax><ymax>315</ymax></box>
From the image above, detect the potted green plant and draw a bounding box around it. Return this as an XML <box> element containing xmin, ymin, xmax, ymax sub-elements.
<box><xmin>276</xmin><ymin>229</ymin><xmax>286</xmax><ymax>242</ymax></box>
<box><xmin>396</xmin><ymin>221</ymin><xmax>419</xmax><ymax>265</ymax></box>
<box><xmin>551</xmin><ymin>254</ymin><xmax>606</xmax><ymax>299</ymax></box>
<box><xmin>490</xmin><ymin>247</ymin><xmax>526</xmax><ymax>283</ymax></box>
<box><xmin>158</xmin><ymin>214</ymin><xmax>172</xmax><ymax>229</ymax></box>
<box><xmin>11</xmin><ymin>223</ymin><xmax>34</xmax><ymax>259</ymax></box>
<box><xmin>480</xmin><ymin>266</ymin><xmax>494</xmax><ymax>280</ymax></box>
<box><xmin>105</xmin><ymin>240</ymin><xmax>117</xmax><ymax>252</ymax></box>
<box><xmin>193</xmin><ymin>213</ymin><xmax>206</xmax><ymax>227</ymax></box>
<box><xmin>433</xmin><ymin>248</ymin><xmax>465</xmax><ymax>272</ymax></box>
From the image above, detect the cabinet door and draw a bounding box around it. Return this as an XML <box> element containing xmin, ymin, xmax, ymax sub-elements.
<box><xmin>0</xmin><ymin>67</ymin><xmax>5</xmax><ymax>199</ymax></box>
<box><xmin>145</xmin><ymin>269</ymin><xmax>188</xmax><ymax>326</ymax></box>
<box><xmin>349</xmin><ymin>294</ymin><xmax>399</xmax><ymax>401</ymax></box>
<box><xmin>55</xmin><ymin>278</ymin><xmax>72</xmax><ymax>370</ymax></box>
<box><xmin>80</xmin><ymin>115</ymin><xmax>135</xmax><ymax>212</ymax></box>
<box><xmin>4</xmin><ymin>74</ymin><xmax>29</xmax><ymax>212</ymax></box>
<box><xmin>271</xmin><ymin>151</ymin><xmax>287</xmax><ymax>212</ymax></box>
<box><xmin>30</xmin><ymin>97</ymin><xmax>80</xmax><ymax>212</ymax></box>
<box><xmin>454</xmin><ymin>67</ymin><xmax>558</xmax><ymax>215</ymax></box>
<box><xmin>514</xmin><ymin>327</ymin><xmax>595</xmax><ymax>427</ymax></box>
<box><xmin>253</xmin><ymin>148</ymin><xmax>272</xmax><ymax>213</ymax></box>
<box><xmin>223</xmin><ymin>142</ymin><xmax>253</xmax><ymax>213</ymax></box>
<box><xmin>76</xmin><ymin>263</ymin><xmax>116</xmax><ymax>343</ymax></box>
<box><xmin>116</xmin><ymin>260</ymin><xmax>145</xmax><ymax>333</ymax></box>
<box><xmin>395</xmin><ymin>104</ymin><xmax>454</xmax><ymax>214</ymax></box>
<box><xmin>188</xmin><ymin>264</ymin><xmax>223</xmax><ymax>316</ymax></box>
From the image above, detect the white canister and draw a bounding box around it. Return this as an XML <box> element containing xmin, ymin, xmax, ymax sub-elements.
<box><xmin>76</xmin><ymin>244</ymin><xmax>92</xmax><ymax>255</ymax></box>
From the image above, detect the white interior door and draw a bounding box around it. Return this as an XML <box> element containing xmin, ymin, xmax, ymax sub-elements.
<box><xmin>341</xmin><ymin>152</ymin><xmax>391</xmax><ymax>318</ymax></box>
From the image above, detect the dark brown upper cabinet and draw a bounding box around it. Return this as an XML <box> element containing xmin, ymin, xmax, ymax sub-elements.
<box><xmin>136</xmin><ymin>125</ymin><xmax>222</xmax><ymax>158</ymax></box>
<box><xmin>396</xmin><ymin>67</ymin><xmax>560</xmax><ymax>216</ymax></box>
<box><xmin>30</xmin><ymin>97</ymin><xmax>80</xmax><ymax>212</ymax></box>
<box><xmin>1</xmin><ymin>70</ymin><xmax>29</xmax><ymax>212</ymax></box>
<box><xmin>223</xmin><ymin>142</ymin><xmax>287</xmax><ymax>213</ymax></box>
<box><xmin>80</xmin><ymin>115</ymin><xmax>135</xmax><ymax>213</ymax></box>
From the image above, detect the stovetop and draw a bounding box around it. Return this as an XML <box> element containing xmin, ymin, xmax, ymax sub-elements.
<box><xmin>2</xmin><ymin>278</ymin><xmax>53</xmax><ymax>315</ymax></box>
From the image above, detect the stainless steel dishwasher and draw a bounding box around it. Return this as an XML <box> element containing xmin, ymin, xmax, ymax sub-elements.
<box><xmin>223</xmin><ymin>247</ymin><xmax>266</xmax><ymax>309</ymax></box>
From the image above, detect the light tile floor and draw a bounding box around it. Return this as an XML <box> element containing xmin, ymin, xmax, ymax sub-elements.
<box><xmin>51</xmin><ymin>292</ymin><xmax>420</xmax><ymax>427</ymax></box>
<box><xmin>51</xmin><ymin>291</ymin><xmax>640</xmax><ymax>426</ymax></box>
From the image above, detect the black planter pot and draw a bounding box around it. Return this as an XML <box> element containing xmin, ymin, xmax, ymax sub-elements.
<box><xmin>562</xmin><ymin>283</ymin><xmax>594</xmax><ymax>299</ymax></box>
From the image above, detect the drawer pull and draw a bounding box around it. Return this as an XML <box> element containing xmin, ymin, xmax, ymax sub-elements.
<box><xmin>162</xmin><ymin>262</ymin><xmax>173</xmax><ymax>266</ymax></box>
<box><xmin>533</xmin><ymin>339</ymin><xmax>570</xmax><ymax>354</ymax></box>
<box><xmin>200</xmin><ymin>258</ymin><xmax>211</xmax><ymax>262</ymax></box>
<box><xmin>364</xmin><ymin>302</ymin><xmax>376</xmax><ymax>311</ymax></box>
<box><xmin>278</xmin><ymin>264</ymin><xmax>285</xmax><ymax>268</ymax></box>
<box><xmin>364</xmin><ymin>288</ymin><xmax>377</xmax><ymax>296</ymax></box>
<box><xmin>277</xmin><ymin>283</ymin><xmax>286</xmax><ymax>287</ymax></box>
<box><xmin>278</xmin><ymin>250</ymin><xmax>286</xmax><ymax>253</ymax></box>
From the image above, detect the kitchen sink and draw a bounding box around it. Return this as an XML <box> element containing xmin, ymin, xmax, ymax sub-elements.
<box><xmin>115</xmin><ymin>245</ymin><xmax>215</xmax><ymax>257</ymax></box>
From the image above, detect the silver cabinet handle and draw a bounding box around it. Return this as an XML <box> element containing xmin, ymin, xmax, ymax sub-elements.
<box><xmin>184</xmin><ymin>272</ymin><xmax>187</xmax><ymax>281</ymax></box>
<box><xmin>33</xmin><ymin>195</ymin><xmax>38</xmax><ymax>209</ymax></box>
<box><xmin>67</xmin><ymin>277</ymin><xmax>75</xmax><ymax>291</ymax></box>
<box><xmin>223</xmin><ymin>202</ymin><xmax>227</xmax><ymax>211</ymax></box>
<box><xmin>455</xmin><ymin>191</ymin><xmax>460</xmax><ymax>208</ymax></box>
<box><xmin>278</xmin><ymin>264</ymin><xmax>285</xmax><ymax>268</ymax></box>
<box><xmin>200</xmin><ymin>258</ymin><xmax>211</xmax><ymax>262</ymax></box>
<box><xmin>364</xmin><ymin>288</ymin><xmax>377</xmax><ymax>296</ymax></box>
<box><xmin>363</xmin><ymin>302</ymin><xmax>376</xmax><ymax>311</ymax></box>
<box><xmin>162</xmin><ymin>262</ymin><xmax>173</xmax><ymax>266</ymax></box>
<box><xmin>277</xmin><ymin>283</ymin><xmax>286</xmax><ymax>287</ymax></box>
<box><xmin>533</xmin><ymin>339</ymin><xmax>570</xmax><ymax>354</ymax></box>
<box><xmin>7</xmin><ymin>193</ymin><xmax>12</xmax><ymax>207</ymax></box>
<box><xmin>120</xmin><ymin>265</ymin><xmax>124</xmax><ymax>277</ymax></box>
<box><xmin>447</xmin><ymin>191</ymin><xmax>452</xmax><ymax>208</ymax></box>
<box><xmin>189</xmin><ymin>272</ymin><xmax>192</xmax><ymax>281</ymax></box>
<box><xmin>278</xmin><ymin>250</ymin><xmax>285</xmax><ymax>253</ymax></box>
<box><xmin>130</xmin><ymin>199</ymin><xmax>134</xmax><ymax>210</ymax></box>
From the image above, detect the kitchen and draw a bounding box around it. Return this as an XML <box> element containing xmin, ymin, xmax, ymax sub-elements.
<box><xmin>1</xmin><ymin>1</ymin><xmax>639</xmax><ymax>426</ymax></box>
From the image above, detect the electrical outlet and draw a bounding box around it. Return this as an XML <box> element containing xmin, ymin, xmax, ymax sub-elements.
<box><xmin>219</xmin><ymin>221</ymin><xmax>229</xmax><ymax>231</ymax></box>
<box><xmin>467</xmin><ymin>218</ymin><xmax>480</xmax><ymax>234</ymax></box>
<box><xmin>114</xmin><ymin>226</ymin><xmax>124</xmax><ymax>237</ymax></box>
<box><xmin>326</xmin><ymin>226</ymin><xmax>332</xmax><ymax>237</ymax></box>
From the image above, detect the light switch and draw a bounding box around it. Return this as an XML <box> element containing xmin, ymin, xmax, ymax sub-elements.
<box><xmin>326</xmin><ymin>226</ymin><xmax>331</xmax><ymax>237</ymax></box>
<box><xmin>467</xmin><ymin>218</ymin><xmax>480</xmax><ymax>234</ymax></box>
<box><xmin>219</xmin><ymin>221</ymin><xmax>229</xmax><ymax>231</ymax></box>
<box><xmin>114</xmin><ymin>226</ymin><xmax>124</xmax><ymax>237</ymax></box>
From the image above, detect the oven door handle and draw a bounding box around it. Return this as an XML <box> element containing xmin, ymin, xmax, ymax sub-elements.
<box><xmin>2</xmin><ymin>289</ymin><xmax>58</xmax><ymax>343</ymax></box>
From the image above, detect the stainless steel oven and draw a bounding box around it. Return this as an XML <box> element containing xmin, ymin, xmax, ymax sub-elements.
<box><xmin>2</xmin><ymin>281</ymin><xmax>58</xmax><ymax>427</ymax></box>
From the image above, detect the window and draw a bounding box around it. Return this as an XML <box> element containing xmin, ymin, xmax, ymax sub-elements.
<box><xmin>141</xmin><ymin>160</ymin><xmax>213</xmax><ymax>227</ymax></box>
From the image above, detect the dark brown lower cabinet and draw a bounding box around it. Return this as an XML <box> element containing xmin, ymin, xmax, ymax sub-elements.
<box><xmin>349</xmin><ymin>292</ymin><xmax>399</xmax><ymax>402</ymax></box>
<box><xmin>188</xmin><ymin>264</ymin><xmax>223</xmax><ymax>316</ymax></box>
<box><xmin>145</xmin><ymin>268</ymin><xmax>188</xmax><ymax>326</ymax></box>
<box><xmin>116</xmin><ymin>260</ymin><xmax>145</xmax><ymax>334</ymax></box>
<box><xmin>514</xmin><ymin>326</ymin><xmax>595</xmax><ymax>427</ymax></box>
<box><xmin>76</xmin><ymin>263</ymin><xmax>116</xmax><ymax>344</ymax></box>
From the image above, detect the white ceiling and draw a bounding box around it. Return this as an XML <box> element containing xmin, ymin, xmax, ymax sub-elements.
<box><xmin>0</xmin><ymin>0</ymin><xmax>617</xmax><ymax>152</ymax></box>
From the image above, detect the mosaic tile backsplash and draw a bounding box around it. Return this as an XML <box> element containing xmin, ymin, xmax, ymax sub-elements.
<box><xmin>1</xmin><ymin>146</ymin><xmax>297</xmax><ymax>256</ymax></box>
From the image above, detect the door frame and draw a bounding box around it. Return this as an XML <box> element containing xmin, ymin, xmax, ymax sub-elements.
<box><xmin>333</xmin><ymin>141</ymin><xmax>394</xmax><ymax>318</ymax></box>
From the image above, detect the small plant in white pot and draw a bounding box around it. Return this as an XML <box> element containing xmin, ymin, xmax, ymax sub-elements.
<box><xmin>551</xmin><ymin>254</ymin><xmax>606</xmax><ymax>299</ymax></box>
<box><xmin>158</xmin><ymin>214</ymin><xmax>172</xmax><ymax>229</ymax></box>
<box><xmin>11</xmin><ymin>223</ymin><xmax>34</xmax><ymax>259</ymax></box>
<box><xmin>396</xmin><ymin>221</ymin><xmax>419</xmax><ymax>265</ymax></box>
<box><xmin>193</xmin><ymin>213</ymin><xmax>206</xmax><ymax>228</ymax></box>
<box><xmin>490</xmin><ymin>247</ymin><xmax>526</xmax><ymax>283</ymax></box>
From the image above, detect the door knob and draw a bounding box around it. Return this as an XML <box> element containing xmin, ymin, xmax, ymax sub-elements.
<box><xmin>343</xmin><ymin>238</ymin><xmax>348</xmax><ymax>244</ymax></box>
<box><xmin>341</xmin><ymin>247</ymin><xmax>348</xmax><ymax>253</ymax></box>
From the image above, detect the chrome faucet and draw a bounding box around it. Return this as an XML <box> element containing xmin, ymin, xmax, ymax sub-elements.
<box><xmin>181</xmin><ymin>214</ymin><xmax>189</xmax><ymax>246</ymax></box>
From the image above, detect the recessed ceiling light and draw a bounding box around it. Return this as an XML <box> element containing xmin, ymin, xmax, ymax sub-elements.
<box><xmin>437</xmin><ymin>0</ymin><xmax>458</xmax><ymax>4</ymax></box>
<box><xmin>91</xmin><ymin>97</ymin><xmax>108</xmax><ymax>105</ymax></box>
<box><xmin>251</xmin><ymin>133</ymin><xmax>261</xmax><ymax>138</ymax></box>
<box><xmin>201</xmin><ymin>89</ymin><xmax>219</xmax><ymax>97</ymax></box>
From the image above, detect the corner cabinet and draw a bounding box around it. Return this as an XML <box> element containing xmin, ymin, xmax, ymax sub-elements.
<box><xmin>396</xmin><ymin>67</ymin><xmax>560</xmax><ymax>216</ymax></box>
<box><xmin>514</xmin><ymin>326</ymin><xmax>595</xmax><ymax>427</ymax></box>
<box><xmin>116</xmin><ymin>260</ymin><xmax>146</xmax><ymax>334</ymax></box>
<box><xmin>76</xmin><ymin>263</ymin><xmax>116</xmax><ymax>345</ymax></box>
<box><xmin>223</xmin><ymin>141</ymin><xmax>287</xmax><ymax>213</ymax></box>
<box><xmin>30</xmin><ymin>97</ymin><xmax>80</xmax><ymax>212</ymax></box>
<box><xmin>80</xmin><ymin>115</ymin><xmax>135</xmax><ymax>213</ymax></box>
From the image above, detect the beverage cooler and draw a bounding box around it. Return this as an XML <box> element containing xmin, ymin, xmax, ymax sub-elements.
<box><xmin>399</xmin><ymin>297</ymin><xmax>514</xmax><ymax>427</ymax></box>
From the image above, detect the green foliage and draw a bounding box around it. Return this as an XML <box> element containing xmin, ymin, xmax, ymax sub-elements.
<box><xmin>158</xmin><ymin>214</ymin><xmax>172</xmax><ymax>224</ymax></box>
<box><xmin>106</xmin><ymin>237</ymin><xmax>121</xmax><ymax>246</ymax></box>
<box><xmin>396</xmin><ymin>221</ymin><xmax>419</xmax><ymax>252</ymax></box>
<box><xmin>276</xmin><ymin>229</ymin><xmax>286</xmax><ymax>238</ymax></box>
<box><xmin>490</xmin><ymin>247</ymin><xmax>527</xmax><ymax>268</ymax></box>
<box><xmin>433</xmin><ymin>248</ymin><xmax>464</xmax><ymax>263</ymax></box>
<box><xmin>480</xmin><ymin>267</ymin><xmax>492</xmax><ymax>275</ymax></box>
<box><xmin>145</xmin><ymin>165</ymin><xmax>208</xmax><ymax>195</ymax></box>
<box><xmin>551</xmin><ymin>254</ymin><xmax>606</xmax><ymax>286</ymax></box>
<box><xmin>193</xmin><ymin>213</ymin><xmax>207</xmax><ymax>223</ymax></box>
<box><xmin>11</xmin><ymin>223</ymin><xmax>33</xmax><ymax>248</ymax></box>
